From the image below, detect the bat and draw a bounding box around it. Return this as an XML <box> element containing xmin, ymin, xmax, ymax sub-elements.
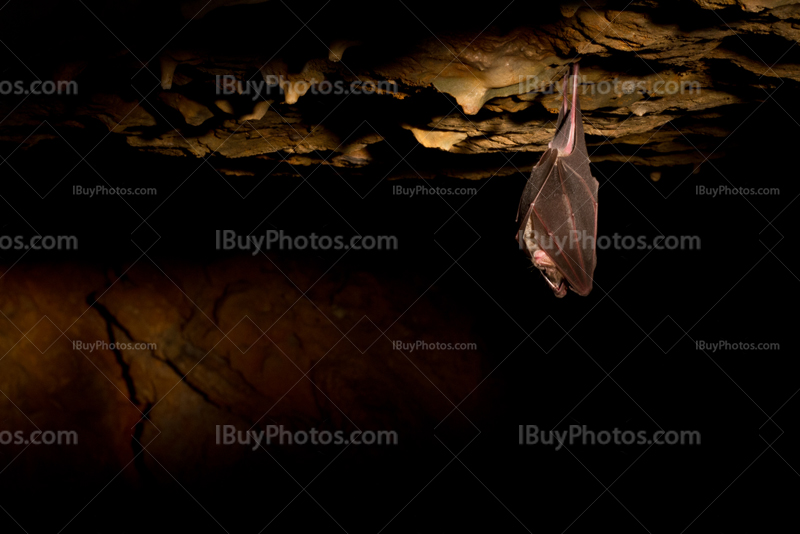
<box><xmin>516</xmin><ymin>62</ymin><xmax>599</xmax><ymax>297</ymax></box>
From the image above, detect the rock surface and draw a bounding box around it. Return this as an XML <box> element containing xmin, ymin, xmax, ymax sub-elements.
<box><xmin>1</xmin><ymin>0</ymin><xmax>799</xmax><ymax>178</ymax></box>
<box><xmin>0</xmin><ymin>258</ymin><xmax>488</xmax><ymax>482</ymax></box>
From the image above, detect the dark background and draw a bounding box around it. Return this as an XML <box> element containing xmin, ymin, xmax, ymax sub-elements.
<box><xmin>1</xmin><ymin>0</ymin><xmax>798</xmax><ymax>532</ymax></box>
<box><xmin>1</xmin><ymin>101</ymin><xmax>796</xmax><ymax>531</ymax></box>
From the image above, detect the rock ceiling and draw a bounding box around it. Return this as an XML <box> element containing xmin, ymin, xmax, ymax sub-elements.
<box><xmin>1</xmin><ymin>0</ymin><xmax>799</xmax><ymax>179</ymax></box>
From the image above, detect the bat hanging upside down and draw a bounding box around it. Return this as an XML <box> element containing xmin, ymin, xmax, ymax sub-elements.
<box><xmin>516</xmin><ymin>62</ymin><xmax>599</xmax><ymax>298</ymax></box>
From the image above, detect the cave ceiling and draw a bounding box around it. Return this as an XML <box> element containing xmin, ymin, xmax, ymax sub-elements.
<box><xmin>1</xmin><ymin>0</ymin><xmax>799</xmax><ymax>180</ymax></box>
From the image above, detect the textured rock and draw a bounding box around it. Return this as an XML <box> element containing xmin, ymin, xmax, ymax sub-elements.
<box><xmin>408</xmin><ymin>127</ymin><xmax>469</xmax><ymax>150</ymax></box>
<box><xmin>1</xmin><ymin>0</ymin><xmax>799</xmax><ymax>176</ymax></box>
<box><xmin>0</xmin><ymin>258</ymin><xmax>488</xmax><ymax>481</ymax></box>
<box><xmin>159</xmin><ymin>93</ymin><xmax>215</xmax><ymax>126</ymax></box>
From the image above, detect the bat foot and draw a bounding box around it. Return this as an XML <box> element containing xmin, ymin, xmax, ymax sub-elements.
<box><xmin>554</xmin><ymin>283</ymin><xmax>567</xmax><ymax>298</ymax></box>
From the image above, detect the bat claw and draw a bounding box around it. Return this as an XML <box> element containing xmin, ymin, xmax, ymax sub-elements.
<box><xmin>553</xmin><ymin>283</ymin><xmax>567</xmax><ymax>298</ymax></box>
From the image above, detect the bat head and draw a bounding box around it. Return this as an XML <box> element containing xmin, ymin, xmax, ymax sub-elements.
<box><xmin>518</xmin><ymin>216</ymin><xmax>595</xmax><ymax>297</ymax></box>
<box><xmin>533</xmin><ymin>250</ymin><xmax>568</xmax><ymax>298</ymax></box>
<box><xmin>517</xmin><ymin>214</ymin><xmax>568</xmax><ymax>298</ymax></box>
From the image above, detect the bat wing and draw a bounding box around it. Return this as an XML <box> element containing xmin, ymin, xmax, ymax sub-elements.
<box><xmin>516</xmin><ymin>148</ymin><xmax>558</xmax><ymax>255</ymax></box>
<box><xmin>533</xmin><ymin>159</ymin><xmax>597</xmax><ymax>296</ymax></box>
<box><xmin>536</xmin><ymin>96</ymin><xmax>598</xmax><ymax>296</ymax></box>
